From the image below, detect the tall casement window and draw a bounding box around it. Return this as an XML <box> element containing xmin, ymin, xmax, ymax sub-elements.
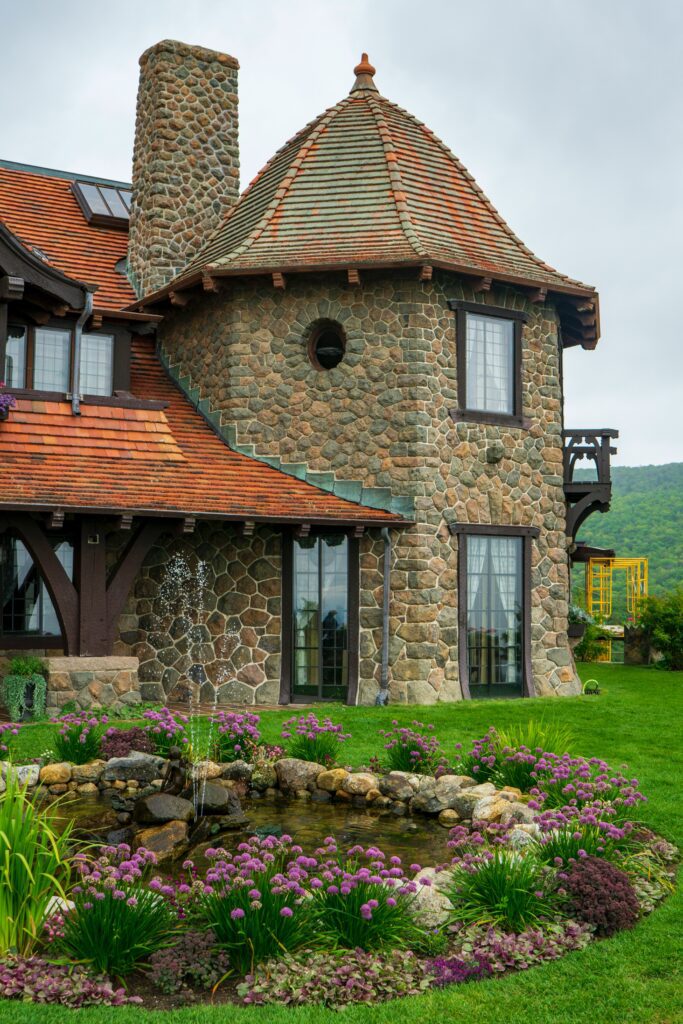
<box><xmin>4</xmin><ymin>324</ymin><xmax>118</xmax><ymax>397</ymax></box>
<box><xmin>0</xmin><ymin>534</ymin><xmax>74</xmax><ymax>642</ymax></box>
<box><xmin>451</xmin><ymin>525</ymin><xmax>538</xmax><ymax>699</ymax></box>
<box><xmin>283</xmin><ymin>532</ymin><xmax>359</xmax><ymax>704</ymax></box>
<box><xmin>449</xmin><ymin>301</ymin><xmax>528</xmax><ymax>427</ymax></box>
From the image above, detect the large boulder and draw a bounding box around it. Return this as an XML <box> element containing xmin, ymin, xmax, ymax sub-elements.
<box><xmin>1</xmin><ymin>763</ymin><xmax>40</xmax><ymax>788</ymax></box>
<box><xmin>342</xmin><ymin>772</ymin><xmax>379</xmax><ymax>796</ymax></box>
<box><xmin>39</xmin><ymin>762</ymin><xmax>72</xmax><ymax>786</ymax></box>
<box><xmin>472</xmin><ymin>795</ymin><xmax>511</xmax><ymax>823</ymax></box>
<box><xmin>133</xmin><ymin>792</ymin><xmax>194</xmax><ymax>824</ymax></box>
<box><xmin>275</xmin><ymin>758</ymin><xmax>326</xmax><ymax>793</ymax></box>
<box><xmin>190</xmin><ymin>760</ymin><xmax>223</xmax><ymax>782</ymax></box>
<box><xmin>135</xmin><ymin>820</ymin><xmax>189</xmax><ymax>863</ymax></box>
<box><xmin>409</xmin><ymin>868</ymin><xmax>454</xmax><ymax>929</ymax></box>
<box><xmin>221</xmin><ymin>760</ymin><xmax>253</xmax><ymax>784</ymax></box>
<box><xmin>71</xmin><ymin>760</ymin><xmax>106</xmax><ymax>784</ymax></box>
<box><xmin>316</xmin><ymin>768</ymin><xmax>349</xmax><ymax>792</ymax></box>
<box><xmin>251</xmin><ymin>760</ymin><xmax>277</xmax><ymax>791</ymax></box>
<box><xmin>379</xmin><ymin>771</ymin><xmax>420</xmax><ymax>802</ymax></box>
<box><xmin>196</xmin><ymin>782</ymin><xmax>242</xmax><ymax>815</ymax></box>
<box><xmin>450</xmin><ymin>782</ymin><xmax>498</xmax><ymax>819</ymax></box>
<box><xmin>102</xmin><ymin>752</ymin><xmax>165</xmax><ymax>784</ymax></box>
<box><xmin>500</xmin><ymin>801</ymin><xmax>537</xmax><ymax>825</ymax></box>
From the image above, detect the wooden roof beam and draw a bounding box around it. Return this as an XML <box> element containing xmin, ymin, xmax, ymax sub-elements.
<box><xmin>419</xmin><ymin>264</ymin><xmax>433</xmax><ymax>281</ymax></box>
<box><xmin>169</xmin><ymin>290</ymin><xmax>191</xmax><ymax>307</ymax></box>
<box><xmin>347</xmin><ymin>268</ymin><xmax>361</xmax><ymax>286</ymax></box>
<box><xmin>202</xmin><ymin>272</ymin><xmax>220</xmax><ymax>293</ymax></box>
<box><xmin>272</xmin><ymin>272</ymin><xmax>286</xmax><ymax>290</ymax></box>
<box><xmin>0</xmin><ymin>275</ymin><xmax>24</xmax><ymax>301</ymax></box>
<box><xmin>528</xmin><ymin>286</ymin><xmax>547</xmax><ymax>303</ymax></box>
<box><xmin>471</xmin><ymin>276</ymin><xmax>492</xmax><ymax>293</ymax></box>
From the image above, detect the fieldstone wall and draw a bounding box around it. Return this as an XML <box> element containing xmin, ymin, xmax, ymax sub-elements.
<box><xmin>128</xmin><ymin>39</ymin><xmax>240</xmax><ymax>297</ymax></box>
<box><xmin>156</xmin><ymin>269</ymin><xmax>579</xmax><ymax>702</ymax></box>
<box><xmin>44</xmin><ymin>657</ymin><xmax>141</xmax><ymax>712</ymax></box>
<box><xmin>114</xmin><ymin>523</ymin><xmax>282</xmax><ymax>706</ymax></box>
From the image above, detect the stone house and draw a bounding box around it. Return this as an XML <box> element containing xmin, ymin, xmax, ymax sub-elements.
<box><xmin>0</xmin><ymin>42</ymin><xmax>617</xmax><ymax>710</ymax></box>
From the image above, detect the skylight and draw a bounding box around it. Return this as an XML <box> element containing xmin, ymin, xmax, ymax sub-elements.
<box><xmin>72</xmin><ymin>181</ymin><xmax>132</xmax><ymax>228</ymax></box>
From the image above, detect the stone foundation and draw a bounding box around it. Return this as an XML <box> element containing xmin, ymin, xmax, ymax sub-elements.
<box><xmin>44</xmin><ymin>656</ymin><xmax>141</xmax><ymax>712</ymax></box>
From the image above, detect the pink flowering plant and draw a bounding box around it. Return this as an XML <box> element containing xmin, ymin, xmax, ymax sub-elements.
<box><xmin>52</xmin><ymin>711</ymin><xmax>107</xmax><ymax>764</ymax></box>
<box><xmin>211</xmin><ymin>710</ymin><xmax>261</xmax><ymax>763</ymax></box>
<box><xmin>306</xmin><ymin>838</ymin><xmax>424</xmax><ymax>951</ymax></box>
<box><xmin>0</xmin><ymin>721</ymin><xmax>22</xmax><ymax>760</ymax></box>
<box><xmin>378</xmin><ymin>720</ymin><xmax>447</xmax><ymax>775</ymax></box>
<box><xmin>142</xmin><ymin>707</ymin><xmax>190</xmax><ymax>757</ymax></box>
<box><xmin>57</xmin><ymin>844</ymin><xmax>178</xmax><ymax>977</ymax></box>
<box><xmin>533</xmin><ymin>802</ymin><xmax>637</xmax><ymax>865</ymax></box>
<box><xmin>193</xmin><ymin>836</ymin><xmax>313</xmax><ymax>973</ymax></box>
<box><xmin>281</xmin><ymin>712</ymin><xmax>350</xmax><ymax>765</ymax></box>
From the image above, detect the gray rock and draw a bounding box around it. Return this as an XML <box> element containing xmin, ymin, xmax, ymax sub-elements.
<box><xmin>196</xmin><ymin>782</ymin><xmax>242</xmax><ymax>815</ymax></box>
<box><xmin>251</xmin><ymin>761</ymin><xmax>277</xmax><ymax>791</ymax></box>
<box><xmin>71</xmin><ymin>760</ymin><xmax>106</xmax><ymax>784</ymax></box>
<box><xmin>275</xmin><ymin>758</ymin><xmax>326</xmax><ymax>793</ymax></box>
<box><xmin>409</xmin><ymin>867</ymin><xmax>454</xmax><ymax>928</ymax></box>
<box><xmin>102</xmin><ymin>752</ymin><xmax>165</xmax><ymax>784</ymax></box>
<box><xmin>221</xmin><ymin>760</ymin><xmax>253</xmax><ymax>783</ymax></box>
<box><xmin>133</xmin><ymin>792</ymin><xmax>195</xmax><ymax>824</ymax></box>
<box><xmin>379</xmin><ymin>771</ymin><xmax>420</xmax><ymax>801</ymax></box>
<box><xmin>500</xmin><ymin>801</ymin><xmax>537</xmax><ymax>825</ymax></box>
<box><xmin>1</xmin><ymin>763</ymin><xmax>40</xmax><ymax>788</ymax></box>
<box><xmin>342</xmin><ymin>772</ymin><xmax>379</xmax><ymax>796</ymax></box>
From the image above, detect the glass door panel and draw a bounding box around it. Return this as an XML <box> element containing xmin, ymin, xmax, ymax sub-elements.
<box><xmin>466</xmin><ymin>535</ymin><xmax>523</xmax><ymax>698</ymax></box>
<box><xmin>292</xmin><ymin>535</ymin><xmax>349</xmax><ymax>701</ymax></box>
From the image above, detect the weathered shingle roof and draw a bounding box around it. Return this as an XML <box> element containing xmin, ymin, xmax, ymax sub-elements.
<box><xmin>0</xmin><ymin>161</ymin><xmax>136</xmax><ymax>309</ymax></box>
<box><xmin>0</xmin><ymin>336</ymin><xmax>406</xmax><ymax>525</ymax></box>
<box><xmin>168</xmin><ymin>56</ymin><xmax>596</xmax><ymax>300</ymax></box>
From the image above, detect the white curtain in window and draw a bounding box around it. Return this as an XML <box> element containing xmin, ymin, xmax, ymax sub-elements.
<box><xmin>466</xmin><ymin>314</ymin><xmax>514</xmax><ymax>414</ymax></box>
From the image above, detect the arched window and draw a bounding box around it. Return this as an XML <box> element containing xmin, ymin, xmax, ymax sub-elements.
<box><xmin>0</xmin><ymin>534</ymin><xmax>73</xmax><ymax>642</ymax></box>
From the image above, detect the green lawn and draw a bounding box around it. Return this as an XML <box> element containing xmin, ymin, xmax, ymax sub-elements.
<box><xmin>1</xmin><ymin>663</ymin><xmax>682</xmax><ymax>1024</ymax></box>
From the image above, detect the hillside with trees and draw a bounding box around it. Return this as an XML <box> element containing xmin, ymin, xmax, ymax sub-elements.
<box><xmin>571</xmin><ymin>463</ymin><xmax>683</xmax><ymax>617</ymax></box>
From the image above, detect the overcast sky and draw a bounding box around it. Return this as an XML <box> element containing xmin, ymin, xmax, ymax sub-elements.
<box><xmin>3</xmin><ymin>0</ymin><xmax>682</xmax><ymax>467</ymax></box>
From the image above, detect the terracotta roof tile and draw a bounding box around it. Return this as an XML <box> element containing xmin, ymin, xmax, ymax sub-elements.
<box><xmin>0</xmin><ymin>337</ymin><xmax>404</xmax><ymax>525</ymax></box>
<box><xmin>0</xmin><ymin>164</ymin><xmax>135</xmax><ymax>309</ymax></box>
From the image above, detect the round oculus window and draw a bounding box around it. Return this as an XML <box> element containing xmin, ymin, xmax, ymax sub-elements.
<box><xmin>309</xmin><ymin>325</ymin><xmax>345</xmax><ymax>370</ymax></box>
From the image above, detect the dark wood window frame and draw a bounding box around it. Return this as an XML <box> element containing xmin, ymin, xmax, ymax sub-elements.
<box><xmin>280</xmin><ymin>527</ymin><xmax>360</xmax><ymax>706</ymax></box>
<box><xmin>0</xmin><ymin>527</ymin><xmax>76</xmax><ymax>650</ymax></box>
<box><xmin>449</xmin><ymin>522</ymin><xmax>539</xmax><ymax>699</ymax></box>
<box><xmin>4</xmin><ymin>316</ymin><xmax>132</xmax><ymax>398</ymax></box>
<box><xmin>448</xmin><ymin>300</ymin><xmax>529</xmax><ymax>428</ymax></box>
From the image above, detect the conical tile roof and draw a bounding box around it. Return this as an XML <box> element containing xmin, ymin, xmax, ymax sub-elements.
<box><xmin>139</xmin><ymin>55</ymin><xmax>599</xmax><ymax>345</ymax></box>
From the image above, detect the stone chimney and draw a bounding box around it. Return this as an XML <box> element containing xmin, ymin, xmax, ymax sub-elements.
<box><xmin>128</xmin><ymin>40</ymin><xmax>239</xmax><ymax>298</ymax></box>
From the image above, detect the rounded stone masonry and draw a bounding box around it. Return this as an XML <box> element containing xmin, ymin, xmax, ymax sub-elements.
<box><xmin>43</xmin><ymin>656</ymin><xmax>141</xmax><ymax>712</ymax></box>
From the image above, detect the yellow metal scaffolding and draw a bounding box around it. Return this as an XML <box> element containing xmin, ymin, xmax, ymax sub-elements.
<box><xmin>585</xmin><ymin>557</ymin><xmax>649</xmax><ymax>621</ymax></box>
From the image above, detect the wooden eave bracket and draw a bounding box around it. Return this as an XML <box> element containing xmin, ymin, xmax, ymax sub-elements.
<box><xmin>529</xmin><ymin>287</ymin><xmax>547</xmax><ymax>303</ymax></box>
<box><xmin>90</xmin><ymin>312</ymin><xmax>104</xmax><ymax>330</ymax></box>
<box><xmin>169</xmin><ymin>290</ymin><xmax>191</xmax><ymax>308</ymax></box>
<box><xmin>472</xmin><ymin>276</ymin><xmax>492</xmax><ymax>293</ymax></box>
<box><xmin>295</xmin><ymin>523</ymin><xmax>311</xmax><ymax>538</ymax></box>
<box><xmin>0</xmin><ymin>275</ymin><xmax>24</xmax><ymax>301</ymax></box>
<box><xmin>202</xmin><ymin>272</ymin><xmax>219</xmax><ymax>293</ymax></box>
<box><xmin>272</xmin><ymin>272</ymin><xmax>286</xmax><ymax>290</ymax></box>
<box><xmin>419</xmin><ymin>265</ymin><xmax>433</xmax><ymax>282</ymax></box>
<box><xmin>118</xmin><ymin>514</ymin><xmax>134</xmax><ymax>531</ymax></box>
<box><xmin>175</xmin><ymin>516</ymin><xmax>196</xmax><ymax>534</ymax></box>
<box><xmin>48</xmin><ymin>509</ymin><xmax>65</xmax><ymax>530</ymax></box>
<box><xmin>347</xmin><ymin>268</ymin><xmax>361</xmax><ymax>286</ymax></box>
<box><xmin>239</xmin><ymin>520</ymin><xmax>256</xmax><ymax>537</ymax></box>
<box><xmin>353</xmin><ymin>525</ymin><xmax>365</xmax><ymax>538</ymax></box>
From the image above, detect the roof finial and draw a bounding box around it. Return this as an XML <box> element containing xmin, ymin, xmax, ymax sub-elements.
<box><xmin>351</xmin><ymin>53</ymin><xmax>378</xmax><ymax>93</ymax></box>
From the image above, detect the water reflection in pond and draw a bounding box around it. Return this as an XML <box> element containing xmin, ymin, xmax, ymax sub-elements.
<box><xmin>48</xmin><ymin>792</ymin><xmax>454</xmax><ymax>870</ymax></box>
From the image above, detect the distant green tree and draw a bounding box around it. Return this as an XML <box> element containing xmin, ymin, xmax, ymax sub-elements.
<box><xmin>637</xmin><ymin>588</ymin><xmax>683</xmax><ymax>670</ymax></box>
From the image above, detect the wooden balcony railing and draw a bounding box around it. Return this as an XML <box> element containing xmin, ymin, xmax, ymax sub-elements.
<box><xmin>562</xmin><ymin>429</ymin><xmax>619</xmax><ymax>541</ymax></box>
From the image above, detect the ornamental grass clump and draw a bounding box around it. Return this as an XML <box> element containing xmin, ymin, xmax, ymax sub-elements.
<box><xmin>58</xmin><ymin>844</ymin><xmax>178</xmax><ymax>976</ymax></box>
<box><xmin>240</xmin><ymin>949</ymin><xmax>433</xmax><ymax>1007</ymax></box>
<box><xmin>142</xmin><ymin>707</ymin><xmax>190</xmax><ymax>757</ymax></box>
<box><xmin>281</xmin><ymin>712</ymin><xmax>350</xmax><ymax>765</ymax></box>
<box><xmin>447</xmin><ymin>847</ymin><xmax>561</xmax><ymax>933</ymax></box>
<box><xmin>306</xmin><ymin>838</ymin><xmax>423</xmax><ymax>951</ymax></box>
<box><xmin>194</xmin><ymin>836</ymin><xmax>313</xmax><ymax>974</ymax></box>
<box><xmin>52</xmin><ymin>711</ymin><xmax>107</xmax><ymax>764</ymax></box>
<box><xmin>0</xmin><ymin>957</ymin><xmax>140</xmax><ymax>1008</ymax></box>
<box><xmin>212</xmin><ymin>710</ymin><xmax>261</xmax><ymax>763</ymax></box>
<box><xmin>0</xmin><ymin>770</ymin><xmax>73</xmax><ymax>956</ymax></box>
<box><xmin>379</xmin><ymin>720</ymin><xmax>446</xmax><ymax>775</ymax></box>
<box><xmin>561</xmin><ymin>855</ymin><xmax>640</xmax><ymax>936</ymax></box>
